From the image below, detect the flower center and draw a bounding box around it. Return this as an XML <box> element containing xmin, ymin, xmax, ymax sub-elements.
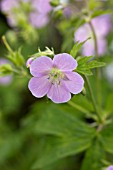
<box><xmin>48</xmin><ymin>68</ymin><xmax>65</xmax><ymax>85</ymax></box>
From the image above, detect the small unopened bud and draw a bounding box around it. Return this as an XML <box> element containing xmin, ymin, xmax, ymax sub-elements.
<box><xmin>50</xmin><ymin>0</ymin><xmax>60</xmax><ymax>7</ymax></box>
<box><xmin>0</xmin><ymin>64</ymin><xmax>13</xmax><ymax>75</ymax></box>
<box><xmin>26</xmin><ymin>57</ymin><xmax>34</xmax><ymax>68</ymax></box>
<box><xmin>81</xmin><ymin>87</ymin><xmax>86</xmax><ymax>96</ymax></box>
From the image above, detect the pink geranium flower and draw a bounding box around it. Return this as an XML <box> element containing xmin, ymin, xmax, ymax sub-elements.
<box><xmin>28</xmin><ymin>53</ymin><xmax>84</xmax><ymax>103</ymax></box>
<box><xmin>74</xmin><ymin>15</ymin><xmax>111</xmax><ymax>56</ymax></box>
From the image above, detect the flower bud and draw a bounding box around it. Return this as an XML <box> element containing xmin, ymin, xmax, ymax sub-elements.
<box><xmin>26</xmin><ymin>57</ymin><xmax>34</xmax><ymax>68</ymax></box>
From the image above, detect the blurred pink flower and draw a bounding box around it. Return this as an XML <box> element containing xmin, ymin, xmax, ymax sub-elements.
<box><xmin>63</xmin><ymin>6</ymin><xmax>72</xmax><ymax>18</ymax></box>
<box><xmin>29</xmin><ymin>0</ymin><xmax>52</xmax><ymax>28</ymax></box>
<box><xmin>107</xmin><ymin>166</ymin><xmax>113</xmax><ymax>170</ymax></box>
<box><xmin>1</xmin><ymin>0</ymin><xmax>19</xmax><ymax>26</ymax></box>
<box><xmin>1</xmin><ymin>0</ymin><xmax>18</xmax><ymax>12</ymax></box>
<box><xmin>74</xmin><ymin>15</ymin><xmax>111</xmax><ymax>56</ymax></box>
<box><xmin>0</xmin><ymin>59</ymin><xmax>12</xmax><ymax>85</ymax></box>
<box><xmin>1</xmin><ymin>0</ymin><xmax>52</xmax><ymax>28</ymax></box>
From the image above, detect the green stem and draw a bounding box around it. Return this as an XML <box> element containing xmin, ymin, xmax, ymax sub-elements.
<box><xmin>2</xmin><ymin>36</ymin><xmax>14</xmax><ymax>54</ymax></box>
<box><xmin>89</xmin><ymin>22</ymin><xmax>98</xmax><ymax>59</ymax></box>
<box><xmin>84</xmin><ymin>76</ymin><xmax>102</xmax><ymax>123</ymax></box>
<box><xmin>89</xmin><ymin>21</ymin><xmax>102</xmax><ymax>113</ymax></box>
<box><xmin>68</xmin><ymin>100</ymin><xmax>97</xmax><ymax>120</ymax></box>
<box><xmin>13</xmin><ymin>68</ymin><xmax>31</xmax><ymax>79</ymax></box>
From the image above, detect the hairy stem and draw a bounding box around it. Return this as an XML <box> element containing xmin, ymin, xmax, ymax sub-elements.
<box><xmin>89</xmin><ymin>22</ymin><xmax>98</xmax><ymax>59</ymax></box>
<box><xmin>84</xmin><ymin>75</ymin><xmax>103</xmax><ymax>123</ymax></box>
<box><xmin>89</xmin><ymin>21</ymin><xmax>102</xmax><ymax>114</ymax></box>
<box><xmin>68</xmin><ymin>100</ymin><xmax>97</xmax><ymax>120</ymax></box>
<box><xmin>2</xmin><ymin>36</ymin><xmax>14</xmax><ymax>54</ymax></box>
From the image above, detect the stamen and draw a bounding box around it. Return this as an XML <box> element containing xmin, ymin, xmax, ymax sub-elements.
<box><xmin>48</xmin><ymin>68</ymin><xmax>65</xmax><ymax>85</ymax></box>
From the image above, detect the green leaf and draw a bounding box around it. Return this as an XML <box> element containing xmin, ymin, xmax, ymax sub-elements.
<box><xmin>87</xmin><ymin>60</ymin><xmax>106</xmax><ymax>69</ymax></box>
<box><xmin>99</xmin><ymin>124</ymin><xmax>113</xmax><ymax>154</ymax></box>
<box><xmin>76</xmin><ymin>57</ymin><xmax>93</xmax><ymax>75</ymax></box>
<box><xmin>32</xmin><ymin>111</ymin><xmax>96</xmax><ymax>168</ymax></box>
<box><xmin>77</xmin><ymin>69</ymin><xmax>93</xmax><ymax>76</ymax></box>
<box><xmin>81</xmin><ymin>140</ymin><xmax>105</xmax><ymax>170</ymax></box>
<box><xmin>15</xmin><ymin>48</ymin><xmax>25</xmax><ymax>66</ymax></box>
<box><xmin>22</xmin><ymin>102</ymin><xmax>85</xmax><ymax>130</ymax></box>
<box><xmin>0</xmin><ymin>132</ymin><xmax>25</xmax><ymax>164</ymax></box>
<box><xmin>7</xmin><ymin>48</ymin><xmax>25</xmax><ymax>67</ymax></box>
<box><xmin>77</xmin><ymin>56</ymin><xmax>93</xmax><ymax>66</ymax></box>
<box><xmin>106</xmin><ymin>93</ymin><xmax>113</xmax><ymax>114</ymax></box>
<box><xmin>88</xmin><ymin>0</ymin><xmax>102</xmax><ymax>10</ymax></box>
<box><xmin>34</xmin><ymin>110</ymin><xmax>96</xmax><ymax>137</ymax></box>
<box><xmin>32</xmin><ymin>135</ymin><xmax>92</xmax><ymax>169</ymax></box>
<box><xmin>91</xmin><ymin>10</ymin><xmax>112</xmax><ymax>18</ymax></box>
<box><xmin>71</xmin><ymin>94</ymin><xmax>94</xmax><ymax>113</ymax></box>
<box><xmin>70</xmin><ymin>38</ymin><xmax>90</xmax><ymax>58</ymax></box>
<box><xmin>76</xmin><ymin>56</ymin><xmax>106</xmax><ymax>76</ymax></box>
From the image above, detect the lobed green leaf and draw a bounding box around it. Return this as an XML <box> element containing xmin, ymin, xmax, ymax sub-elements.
<box><xmin>81</xmin><ymin>140</ymin><xmax>105</xmax><ymax>170</ymax></box>
<box><xmin>99</xmin><ymin>124</ymin><xmax>113</xmax><ymax>154</ymax></box>
<box><xmin>31</xmin><ymin>110</ymin><xmax>96</xmax><ymax>168</ymax></box>
<box><xmin>76</xmin><ymin>56</ymin><xmax>106</xmax><ymax>76</ymax></box>
<box><xmin>70</xmin><ymin>38</ymin><xmax>90</xmax><ymax>58</ymax></box>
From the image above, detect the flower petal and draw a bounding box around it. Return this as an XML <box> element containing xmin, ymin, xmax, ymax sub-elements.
<box><xmin>107</xmin><ymin>166</ymin><xmax>113</xmax><ymax>170</ymax></box>
<box><xmin>97</xmin><ymin>38</ymin><xmax>106</xmax><ymax>56</ymax></box>
<box><xmin>82</xmin><ymin>40</ymin><xmax>94</xmax><ymax>56</ymax></box>
<box><xmin>29</xmin><ymin>13</ymin><xmax>49</xmax><ymax>28</ymax></box>
<box><xmin>28</xmin><ymin>76</ymin><xmax>51</xmax><ymax>98</ymax></box>
<box><xmin>32</xmin><ymin>0</ymin><xmax>52</xmax><ymax>15</ymax></box>
<box><xmin>53</xmin><ymin>53</ymin><xmax>77</xmax><ymax>71</ymax></box>
<box><xmin>0</xmin><ymin>76</ymin><xmax>12</xmax><ymax>85</ymax></box>
<box><xmin>63</xmin><ymin>72</ymin><xmax>84</xmax><ymax>94</ymax></box>
<box><xmin>74</xmin><ymin>24</ymin><xmax>88</xmax><ymax>42</ymax></box>
<box><xmin>30</xmin><ymin>56</ymin><xmax>53</xmax><ymax>77</ymax></box>
<box><xmin>92</xmin><ymin>14</ymin><xmax>111</xmax><ymax>37</ymax></box>
<box><xmin>47</xmin><ymin>83</ymin><xmax>71</xmax><ymax>103</ymax></box>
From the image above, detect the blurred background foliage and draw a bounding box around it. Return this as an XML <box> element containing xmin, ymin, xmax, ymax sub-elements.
<box><xmin>0</xmin><ymin>0</ymin><xmax>113</xmax><ymax>170</ymax></box>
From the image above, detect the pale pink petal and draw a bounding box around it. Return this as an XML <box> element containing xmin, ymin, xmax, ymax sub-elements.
<box><xmin>1</xmin><ymin>0</ymin><xmax>19</xmax><ymax>12</ymax></box>
<box><xmin>92</xmin><ymin>14</ymin><xmax>111</xmax><ymax>37</ymax></box>
<box><xmin>53</xmin><ymin>53</ymin><xmax>77</xmax><ymax>71</ymax></box>
<box><xmin>29</xmin><ymin>13</ymin><xmax>49</xmax><ymax>28</ymax></box>
<box><xmin>63</xmin><ymin>7</ymin><xmax>71</xmax><ymax>18</ymax></box>
<box><xmin>0</xmin><ymin>76</ymin><xmax>12</xmax><ymax>85</ymax></box>
<box><xmin>7</xmin><ymin>15</ymin><xmax>17</xmax><ymax>27</ymax></box>
<box><xmin>28</xmin><ymin>76</ymin><xmax>51</xmax><ymax>98</ymax></box>
<box><xmin>74</xmin><ymin>24</ymin><xmax>89</xmax><ymax>42</ymax></box>
<box><xmin>63</xmin><ymin>72</ymin><xmax>84</xmax><ymax>94</ymax></box>
<box><xmin>32</xmin><ymin>0</ymin><xmax>52</xmax><ymax>14</ymax></box>
<box><xmin>82</xmin><ymin>38</ymin><xmax>107</xmax><ymax>56</ymax></box>
<box><xmin>107</xmin><ymin>166</ymin><xmax>113</xmax><ymax>170</ymax></box>
<box><xmin>97</xmin><ymin>38</ymin><xmax>106</xmax><ymax>56</ymax></box>
<box><xmin>30</xmin><ymin>56</ymin><xmax>53</xmax><ymax>77</ymax></box>
<box><xmin>82</xmin><ymin>39</ymin><xmax>94</xmax><ymax>56</ymax></box>
<box><xmin>47</xmin><ymin>83</ymin><xmax>71</xmax><ymax>103</ymax></box>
